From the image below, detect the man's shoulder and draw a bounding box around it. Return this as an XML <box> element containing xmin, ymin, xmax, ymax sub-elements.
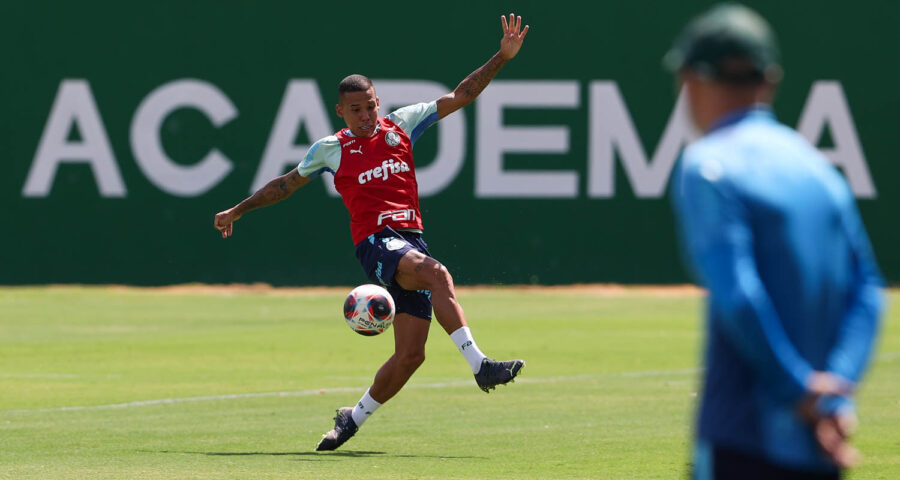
<box><xmin>308</xmin><ymin>134</ymin><xmax>342</xmax><ymax>154</ymax></box>
<box><xmin>386</xmin><ymin>101</ymin><xmax>437</xmax><ymax>120</ymax></box>
<box><xmin>682</xmin><ymin>139</ymin><xmax>726</xmax><ymax>174</ymax></box>
<box><xmin>313</xmin><ymin>134</ymin><xmax>341</xmax><ymax>147</ymax></box>
<box><xmin>299</xmin><ymin>134</ymin><xmax>343</xmax><ymax>177</ymax></box>
<box><xmin>303</xmin><ymin>135</ymin><xmax>341</xmax><ymax>164</ymax></box>
<box><xmin>384</xmin><ymin>102</ymin><xmax>439</xmax><ymax>143</ymax></box>
<box><xmin>685</xmin><ymin>118</ymin><xmax>799</xmax><ymax>171</ymax></box>
<box><xmin>680</xmin><ymin>146</ymin><xmax>727</xmax><ymax>190</ymax></box>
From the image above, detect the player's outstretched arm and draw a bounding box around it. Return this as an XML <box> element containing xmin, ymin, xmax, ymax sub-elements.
<box><xmin>436</xmin><ymin>13</ymin><xmax>529</xmax><ymax>119</ymax></box>
<box><xmin>214</xmin><ymin>169</ymin><xmax>311</xmax><ymax>238</ymax></box>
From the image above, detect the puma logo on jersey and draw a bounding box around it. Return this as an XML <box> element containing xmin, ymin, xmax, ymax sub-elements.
<box><xmin>358</xmin><ymin>159</ymin><xmax>411</xmax><ymax>184</ymax></box>
<box><xmin>350</xmin><ymin>147</ymin><xmax>363</xmax><ymax>155</ymax></box>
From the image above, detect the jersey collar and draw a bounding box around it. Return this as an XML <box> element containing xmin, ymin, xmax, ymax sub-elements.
<box><xmin>708</xmin><ymin>104</ymin><xmax>775</xmax><ymax>133</ymax></box>
<box><xmin>343</xmin><ymin>120</ymin><xmax>382</xmax><ymax>138</ymax></box>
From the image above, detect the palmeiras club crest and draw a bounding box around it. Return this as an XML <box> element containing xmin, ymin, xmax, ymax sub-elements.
<box><xmin>385</xmin><ymin>131</ymin><xmax>401</xmax><ymax>147</ymax></box>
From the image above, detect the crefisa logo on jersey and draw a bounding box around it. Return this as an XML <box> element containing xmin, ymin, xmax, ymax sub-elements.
<box><xmin>385</xmin><ymin>131</ymin><xmax>401</xmax><ymax>147</ymax></box>
<box><xmin>357</xmin><ymin>159</ymin><xmax>411</xmax><ymax>185</ymax></box>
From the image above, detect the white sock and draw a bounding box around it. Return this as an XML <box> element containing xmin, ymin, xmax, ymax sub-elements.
<box><xmin>450</xmin><ymin>326</ymin><xmax>487</xmax><ymax>373</ymax></box>
<box><xmin>351</xmin><ymin>388</ymin><xmax>381</xmax><ymax>427</ymax></box>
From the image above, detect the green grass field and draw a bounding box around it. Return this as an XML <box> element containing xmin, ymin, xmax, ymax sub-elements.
<box><xmin>0</xmin><ymin>286</ymin><xmax>897</xmax><ymax>479</ymax></box>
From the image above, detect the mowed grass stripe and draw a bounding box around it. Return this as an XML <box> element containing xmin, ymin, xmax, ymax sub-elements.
<box><xmin>0</xmin><ymin>286</ymin><xmax>896</xmax><ymax>480</ymax></box>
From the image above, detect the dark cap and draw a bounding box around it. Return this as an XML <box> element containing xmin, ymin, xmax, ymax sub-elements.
<box><xmin>664</xmin><ymin>3</ymin><xmax>782</xmax><ymax>84</ymax></box>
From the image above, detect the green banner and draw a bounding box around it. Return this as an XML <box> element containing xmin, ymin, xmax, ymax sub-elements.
<box><xmin>3</xmin><ymin>1</ymin><xmax>897</xmax><ymax>285</ymax></box>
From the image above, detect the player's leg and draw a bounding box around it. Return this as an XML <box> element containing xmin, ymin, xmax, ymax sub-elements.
<box><xmin>318</xmin><ymin>232</ymin><xmax>434</xmax><ymax>451</ymax></box>
<box><xmin>394</xmin><ymin>249</ymin><xmax>465</xmax><ymax>334</ymax></box>
<box><xmin>368</xmin><ymin>313</ymin><xmax>430</xmax><ymax>403</ymax></box>
<box><xmin>394</xmin><ymin>250</ymin><xmax>524</xmax><ymax>393</ymax></box>
<box><xmin>316</xmin><ymin>312</ymin><xmax>430</xmax><ymax>452</ymax></box>
<box><xmin>317</xmin><ymin>228</ymin><xmax>521</xmax><ymax>451</ymax></box>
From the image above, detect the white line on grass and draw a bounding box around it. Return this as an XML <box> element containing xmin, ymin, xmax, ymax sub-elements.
<box><xmin>878</xmin><ymin>351</ymin><xmax>900</xmax><ymax>361</ymax></box>
<box><xmin>1</xmin><ymin>368</ymin><xmax>701</xmax><ymax>415</ymax></box>
<box><xmin>9</xmin><ymin>352</ymin><xmax>897</xmax><ymax>415</ymax></box>
<box><xmin>0</xmin><ymin>373</ymin><xmax>123</xmax><ymax>379</ymax></box>
<box><xmin>0</xmin><ymin>373</ymin><xmax>81</xmax><ymax>379</ymax></box>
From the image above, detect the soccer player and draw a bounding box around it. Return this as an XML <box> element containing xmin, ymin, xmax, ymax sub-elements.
<box><xmin>667</xmin><ymin>4</ymin><xmax>884</xmax><ymax>479</ymax></box>
<box><xmin>213</xmin><ymin>13</ymin><xmax>529</xmax><ymax>451</ymax></box>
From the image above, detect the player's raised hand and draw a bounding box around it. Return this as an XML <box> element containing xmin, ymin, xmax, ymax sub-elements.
<box><xmin>499</xmin><ymin>13</ymin><xmax>529</xmax><ymax>61</ymax></box>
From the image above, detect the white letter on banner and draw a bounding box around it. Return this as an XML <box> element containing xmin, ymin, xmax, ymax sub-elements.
<box><xmin>588</xmin><ymin>82</ymin><xmax>697</xmax><ymax>198</ymax></box>
<box><xmin>255</xmin><ymin>80</ymin><xmax>334</xmax><ymax>193</ymax></box>
<box><xmin>23</xmin><ymin>79</ymin><xmax>126</xmax><ymax>197</ymax></box>
<box><xmin>797</xmin><ymin>81</ymin><xmax>875</xmax><ymax>198</ymax></box>
<box><xmin>131</xmin><ymin>79</ymin><xmax>236</xmax><ymax>197</ymax></box>
<box><xmin>475</xmin><ymin>81</ymin><xmax>579</xmax><ymax>198</ymax></box>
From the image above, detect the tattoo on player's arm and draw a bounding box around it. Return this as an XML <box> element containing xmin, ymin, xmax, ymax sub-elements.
<box><xmin>252</xmin><ymin>178</ymin><xmax>289</xmax><ymax>207</ymax></box>
<box><xmin>277</xmin><ymin>178</ymin><xmax>291</xmax><ymax>195</ymax></box>
<box><xmin>459</xmin><ymin>54</ymin><xmax>506</xmax><ymax>99</ymax></box>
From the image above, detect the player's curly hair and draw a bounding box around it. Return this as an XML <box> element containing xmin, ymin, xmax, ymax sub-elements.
<box><xmin>338</xmin><ymin>74</ymin><xmax>373</xmax><ymax>97</ymax></box>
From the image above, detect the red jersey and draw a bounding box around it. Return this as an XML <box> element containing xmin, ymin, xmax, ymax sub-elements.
<box><xmin>297</xmin><ymin>102</ymin><xmax>439</xmax><ymax>244</ymax></box>
<box><xmin>334</xmin><ymin>118</ymin><xmax>423</xmax><ymax>244</ymax></box>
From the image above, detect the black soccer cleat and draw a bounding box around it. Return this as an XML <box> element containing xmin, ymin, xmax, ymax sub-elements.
<box><xmin>474</xmin><ymin>358</ymin><xmax>525</xmax><ymax>393</ymax></box>
<box><xmin>315</xmin><ymin>407</ymin><xmax>358</xmax><ymax>451</ymax></box>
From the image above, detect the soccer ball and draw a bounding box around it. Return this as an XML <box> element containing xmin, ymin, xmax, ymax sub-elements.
<box><xmin>343</xmin><ymin>284</ymin><xmax>395</xmax><ymax>336</ymax></box>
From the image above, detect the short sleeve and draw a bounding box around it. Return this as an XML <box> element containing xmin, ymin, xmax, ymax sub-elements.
<box><xmin>385</xmin><ymin>102</ymin><xmax>439</xmax><ymax>145</ymax></box>
<box><xmin>297</xmin><ymin>136</ymin><xmax>341</xmax><ymax>178</ymax></box>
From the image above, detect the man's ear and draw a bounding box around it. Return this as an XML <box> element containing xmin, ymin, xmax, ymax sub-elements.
<box><xmin>335</xmin><ymin>103</ymin><xmax>344</xmax><ymax>118</ymax></box>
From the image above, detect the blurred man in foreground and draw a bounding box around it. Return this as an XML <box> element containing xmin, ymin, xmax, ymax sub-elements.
<box><xmin>667</xmin><ymin>4</ymin><xmax>884</xmax><ymax>479</ymax></box>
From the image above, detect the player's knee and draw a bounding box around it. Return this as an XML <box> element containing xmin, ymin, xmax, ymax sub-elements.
<box><xmin>396</xmin><ymin>349</ymin><xmax>426</xmax><ymax>371</ymax></box>
<box><xmin>424</xmin><ymin>261</ymin><xmax>453</xmax><ymax>291</ymax></box>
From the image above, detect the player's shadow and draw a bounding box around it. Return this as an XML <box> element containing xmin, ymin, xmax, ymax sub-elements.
<box><xmin>157</xmin><ymin>450</ymin><xmax>481</xmax><ymax>461</ymax></box>
<box><xmin>202</xmin><ymin>450</ymin><xmax>386</xmax><ymax>457</ymax></box>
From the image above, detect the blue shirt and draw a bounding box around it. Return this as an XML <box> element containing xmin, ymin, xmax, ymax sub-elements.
<box><xmin>672</xmin><ymin>108</ymin><xmax>884</xmax><ymax>471</ymax></box>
